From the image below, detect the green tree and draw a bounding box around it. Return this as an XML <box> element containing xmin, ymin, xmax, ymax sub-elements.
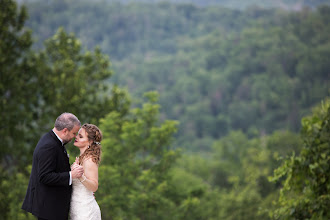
<box><xmin>0</xmin><ymin>0</ymin><xmax>33</xmax><ymax>170</ymax></box>
<box><xmin>97</xmin><ymin>91</ymin><xmax>180</xmax><ymax>220</ymax></box>
<box><xmin>210</xmin><ymin>129</ymin><xmax>304</xmax><ymax>219</ymax></box>
<box><xmin>1</xmin><ymin>165</ymin><xmax>35</xmax><ymax>220</ymax></box>
<box><xmin>270</xmin><ymin>98</ymin><xmax>330</xmax><ymax>219</ymax></box>
<box><xmin>211</xmin><ymin>131</ymin><xmax>273</xmax><ymax>219</ymax></box>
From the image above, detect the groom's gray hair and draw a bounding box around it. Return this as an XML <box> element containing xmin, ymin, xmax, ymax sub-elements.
<box><xmin>54</xmin><ymin>112</ymin><xmax>81</xmax><ymax>131</ymax></box>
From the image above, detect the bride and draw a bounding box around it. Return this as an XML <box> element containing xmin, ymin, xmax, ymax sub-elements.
<box><xmin>70</xmin><ymin>123</ymin><xmax>102</xmax><ymax>220</ymax></box>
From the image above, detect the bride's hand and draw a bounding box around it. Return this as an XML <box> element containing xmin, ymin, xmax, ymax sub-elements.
<box><xmin>71</xmin><ymin>157</ymin><xmax>80</xmax><ymax>170</ymax></box>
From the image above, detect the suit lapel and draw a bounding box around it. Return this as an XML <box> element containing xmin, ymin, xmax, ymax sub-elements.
<box><xmin>49</xmin><ymin>130</ymin><xmax>70</xmax><ymax>162</ymax></box>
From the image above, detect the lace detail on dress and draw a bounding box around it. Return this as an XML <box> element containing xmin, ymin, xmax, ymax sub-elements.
<box><xmin>70</xmin><ymin>178</ymin><xmax>101</xmax><ymax>220</ymax></box>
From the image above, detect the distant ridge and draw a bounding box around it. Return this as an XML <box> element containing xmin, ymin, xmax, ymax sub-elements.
<box><xmin>17</xmin><ymin>0</ymin><xmax>330</xmax><ymax>10</ymax></box>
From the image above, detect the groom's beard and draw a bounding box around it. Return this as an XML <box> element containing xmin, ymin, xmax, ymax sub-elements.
<box><xmin>63</xmin><ymin>139</ymin><xmax>72</xmax><ymax>145</ymax></box>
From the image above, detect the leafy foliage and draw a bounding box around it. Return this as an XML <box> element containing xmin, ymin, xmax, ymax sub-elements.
<box><xmin>111</xmin><ymin>5</ymin><xmax>330</xmax><ymax>150</ymax></box>
<box><xmin>271</xmin><ymin>99</ymin><xmax>330</xmax><ymax>219</ymax></box>
<box><xmin>97</xmin><ymin>92</ymin><xmax>181</xmax><ymax>219</ymax></box>
<box><xmin>0</xmin><ymin>0</ymin><xmax>33</xmax><ymax>171</ymax></box>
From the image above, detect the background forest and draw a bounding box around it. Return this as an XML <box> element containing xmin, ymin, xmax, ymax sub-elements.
<box><xmin>1</xmin><ymin>0</ymin><xmax>329</xmax><ymax>219</ymax></box>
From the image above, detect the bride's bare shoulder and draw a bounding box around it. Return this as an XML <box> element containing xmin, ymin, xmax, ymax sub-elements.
<box><xmin>82</xmin><ymin>157</ymin><xmax>98</xmax><ymax>167</ymax></box>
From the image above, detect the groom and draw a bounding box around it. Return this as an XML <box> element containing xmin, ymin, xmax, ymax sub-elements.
<box><xmin>22</xmin><ymin>112</ymin><xmax>84</xmax><ymax>220</ymax></box>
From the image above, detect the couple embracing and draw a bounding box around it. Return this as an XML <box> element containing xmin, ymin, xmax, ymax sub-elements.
<box><xmin>22</xmin><ymin>112</ymin><xmax>102</xmax><ymax>220</ymax></box>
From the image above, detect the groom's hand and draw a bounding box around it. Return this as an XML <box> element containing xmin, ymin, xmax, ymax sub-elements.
<box><xmin>71</xmin><ymin>165</ymin><xmax>84</xmax><ymax>179</ymax></box>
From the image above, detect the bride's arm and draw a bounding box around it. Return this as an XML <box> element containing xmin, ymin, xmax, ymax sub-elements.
<box><xmin>79</xmin><ymin>158</ymin><xmax>99</xmax><ymax>192</ymax></box>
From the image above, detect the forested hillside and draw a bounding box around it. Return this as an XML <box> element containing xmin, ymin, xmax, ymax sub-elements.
<box><xmin>25</xmin><ymin>0</ymin><xmax>330</xmax><ymax>150</ymax></box>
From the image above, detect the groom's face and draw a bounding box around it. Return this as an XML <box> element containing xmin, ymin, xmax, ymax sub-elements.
<box><xmin>63</xmin><ymin>125</ymin><xmax>80</xmax><ymax>144</ymax></box>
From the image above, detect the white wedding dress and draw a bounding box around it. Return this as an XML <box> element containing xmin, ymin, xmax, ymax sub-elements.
<box><xmin>70</xmin><ymin>178</ymin><xmax>101</xmax><ymax>220</ymax></box>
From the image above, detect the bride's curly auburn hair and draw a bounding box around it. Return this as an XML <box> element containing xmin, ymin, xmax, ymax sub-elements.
<box><xmin>78</xmin><ymin>123</ymin><xmax>102</xmax><ymax>166</ymax></box>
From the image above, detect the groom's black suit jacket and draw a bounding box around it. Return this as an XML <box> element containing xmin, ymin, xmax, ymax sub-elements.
<box><xmin>22</xmin><ymin>130</ymin><xmax>72</xmax><ymax>220</ymax></box>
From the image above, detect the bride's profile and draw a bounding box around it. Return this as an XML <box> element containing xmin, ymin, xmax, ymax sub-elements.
<box><xmin>70</xmin><ymin>123</ymin><xmax>102</xmax><ymax>220</ymax></box>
